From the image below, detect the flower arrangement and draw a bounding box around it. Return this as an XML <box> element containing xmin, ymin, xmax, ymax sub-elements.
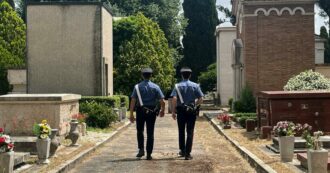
<box><xmin>301</xmin><ymin>123</ymin><xmax>324</xmax><ymax>150</ymax></box>
<box><xmin>33</xmin><ymin>120</ymin><xmax>51</xmax><ymax>139</ymax></box>
<box><xmin>0</xmin><ymin>128</ymin><xmax>14</xmax><ymax>153</ymax></box>
<box><xmin>72</xmin><ymin>113</ymin><xmax>86</xmax><ymax>124</ymax></box>
<box><xmin>217</xmin><ymin>113</ymin><xmax>230</xmax><ymax>125</ymax></box>
<box><xmin>273</xmin><ymin>121</ymin><xmax>299</xmax><ymax>137</ymax></box>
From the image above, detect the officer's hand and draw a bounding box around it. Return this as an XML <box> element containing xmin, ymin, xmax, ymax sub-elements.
<box><xmin>172</xmin><ymin>113</ymin><xmax>176</xmax><ymax>120</ymax></box>
<box><xmin>129</xmin><ymin>116</ymin><xmax>135</xmax><ymax>123</ymax></box>
<box><xmin>159</xmin><ymin>110</ymin><xmax>165</xmax><ymax>117</ymax></box>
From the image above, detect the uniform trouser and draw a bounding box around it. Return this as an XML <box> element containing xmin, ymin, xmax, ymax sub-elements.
<box><xmin>177</xmin><ymin>110</ymin><xmax>197</xmax><ymax>155</ymax></box>
<box><xmin>136</xmin><ymin>107</ymin><xmax>157</xmax><ymax>154</ymax></box>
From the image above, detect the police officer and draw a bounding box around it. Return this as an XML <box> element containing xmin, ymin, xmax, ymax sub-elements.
<box><xmin>129</xmin><ymin>67</ymin><xmax>165</xmax><ymax>160</ymax></box>
<box><xmin>171</xmin><ymin>67</ymin><xmax>204</xmax><ymax>160</ymax></box>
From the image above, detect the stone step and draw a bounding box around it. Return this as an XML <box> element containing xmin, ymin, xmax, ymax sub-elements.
<box><xmin>14</xmin><ymin>152</ymin><xmax>30</xmax><ymax>166</ymax></box>
<box><xmin>297</xmin><ymin>153</ymin><xmax>330</xmax><ymax>170</ymax></box>
<box><xmin>12</xmin><ymin>136</ymin><xmax>37</xmax><ymax>154</ymax></box>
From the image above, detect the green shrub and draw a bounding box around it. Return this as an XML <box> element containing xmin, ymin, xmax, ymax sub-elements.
<box><xmin>80</xmin><ymin>96</ymin><xmax>121</xmax><ymax>108</ymax></box>
<box><xmin>80</xmin><ymin>101</ymin><xmax>118</xmax><ymax>128</ymax></box>
<box><xmin>234</xmin><ymin>113</ymin><xmax>257</xmax><ymax>118</ymax></box>
<box><xmin>284</xmin><ymin>70</ymin><xmax>330</xmax><ymax>91</ymax></box>
<box><xmin>114</xmin><ymin>95</ymin><xmax>129</xmax><ymax>108</ymax></box>
<box><xmin>233</xmin><ymin>86</ymin><xmax>256</xmax><ymax>113</ymax></box>
<box><xmin>198</xmin><ymin>63</ymin><xmax>217</xmax><ymax>92</ymax></box>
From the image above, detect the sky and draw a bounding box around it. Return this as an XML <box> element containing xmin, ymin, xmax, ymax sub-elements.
<box><xmin>216</xmin><ymin>0</ymin><xmax>329</xmax><ymax>35</ymax></box>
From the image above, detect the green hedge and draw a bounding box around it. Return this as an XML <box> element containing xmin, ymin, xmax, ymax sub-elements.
<box><xmin>234</xmin><ymin>113</ymin><xmax>257</xmax><ymax>118</ymax></box>
<box><xmin>80</xmin><ymin>96</ymin><xmax>121</xmax><ymax>108</ymax></box>
<box><xmin>80</xmin><ymin>101</ymin><xmax>117</xmax><ymax>128</ymax></box>
<box><xmin>114</xmin><ymin>95</ymin><xmax>129</xmax><ymax>108</ymax></box>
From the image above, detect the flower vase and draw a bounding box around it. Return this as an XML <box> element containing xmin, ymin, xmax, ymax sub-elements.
<box><xmin>223</xmin><ymin>123</ymin><xmax>231</xmax><ymax>129</ymax></box>
<box><xmin>279</xmin><ymin>136</ymin><xmax>295</xmax><ymax>162</ymax></box>
<box><xmin>49</xmin><ymin>129</ymin><xmax>60</xmax><ymax>157</ymax></box>
<box><xmin>36</xmin><ymin>138</ymin><xmax>50</xmax><ymax>164</ymax></box>
<box><xmin>307</xmin><ymin>149</ymin><xmax>328</xmax><ymax>173</ymax></box>
<box><xmin>65</xmin><ymin>119</ymin><xmax>80</xmax><ymax>146</ymax></box>
<box><xmin>0</xmin><ymin>151</ymin><xmax>14</xmax><ymax>173</ymax></box>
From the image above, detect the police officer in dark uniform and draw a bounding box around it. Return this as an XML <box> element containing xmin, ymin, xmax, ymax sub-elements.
<box><xmin>171</xmin><ymin>67</ymin><xmax>204</xmax><ymax>160</ymax></box>
<box><xmin>129</xmin><ymin>68</ymin><xmax>165</xmax><ymax>160</ymax></box>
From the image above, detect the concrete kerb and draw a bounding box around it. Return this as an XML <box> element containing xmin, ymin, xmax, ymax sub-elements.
<box><xmin>204</xmin><ymin>113</ymin><xmax>277</xmax><ymax>173</ymax></box>
<box><xmin>48</xmin><ymin>121</ymin><xmax>131</xmax><ymax>173</ymax></box>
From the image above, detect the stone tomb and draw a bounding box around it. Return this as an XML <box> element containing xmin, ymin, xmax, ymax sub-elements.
<box><xmin>0</xmin><ymin>94</ymin><xmax>81</xmax><ymax>136</ymax></box>
<box><xmin>266</xmin><ymin>136</ymin><xmax>330</xmax><ymax>153</ymax></box>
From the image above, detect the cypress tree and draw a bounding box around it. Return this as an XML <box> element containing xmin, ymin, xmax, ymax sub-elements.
<box><xmin>181</xmin><ymin>0</ymin><xmax>219</xmax><ymax>81</ymax></box>
<box><xmin>320</xmin><ymin>26</ymin><xmax>330</xmax><ymax>63</ymax></box>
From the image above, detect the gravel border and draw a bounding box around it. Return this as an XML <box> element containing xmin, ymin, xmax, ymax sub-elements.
<box><xmin>204</xmin><ymin>113</ymin><xmax>277</xmax><ymax>173</ymax></box>
<box><xmin>49</xmin><ymin>121</ymin><xmax>131</xmax><ymax>173</ymax></box>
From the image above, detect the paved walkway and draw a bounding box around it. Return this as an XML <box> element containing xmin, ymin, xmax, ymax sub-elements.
<box><xmin>70</xmin><ymin>115</ymin><xmax>254</xmax><ymax>173</ymax></box>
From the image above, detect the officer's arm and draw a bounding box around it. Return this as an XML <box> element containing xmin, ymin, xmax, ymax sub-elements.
<box><xmin>172</xmin><ymin>97</ymin><xmax>177</xmax><ymax>115</ymax></box>
<box><xmin>196</xmin><ymin>97</ymin><xmax>203</xmax><ymax>106</ymax></box>
<box><xmin>159</xmin><ymin>99</ymin><xmax>165</xmax><ymax>117</ymax></box>
<box><xmin>130</xmin><ymin>98</ymin><xmax>137</xmax><ymax>118</ymax></box>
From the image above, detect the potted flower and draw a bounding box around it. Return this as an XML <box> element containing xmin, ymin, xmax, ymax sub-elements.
<box><xmin>217</xmin><ymin>113</ymin><xmax>231</xmax><ymax>129</ymax></box>
<box><xmin>33</xmin><ymin>120</ymin><xmax>51</xmax><ymax>164</ymax></box>
<box><xmin>273</xmin><ymin>121</ymin><xmax>297</xmax><ymax>162</ymax></box>
<box><xmin>302</xmin><ymin>125</ymin><xmax>328</xmax><ymax>173</ymax></box>
<box><xmin>0</xmin><ymin>128</ymin><xmax>14</xmax><ymax>173</ymax></box>
<box><xmin>72</xmin><ymin>113</ymin><xmax>87</xmax><ymax>136</ymax></box>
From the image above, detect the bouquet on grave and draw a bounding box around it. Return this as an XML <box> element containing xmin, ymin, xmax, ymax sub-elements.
<box><xmin>273</xmin><ymin>121</ymin><xmax>299</xmax><ymax>137</ymax></box>
<box><xmin>217</xmin><ymin>113</ymin><xmax>231</xmax><ymax>125</ymax></box>
<box><xmin>0</xmin><ymin>128</ymin><xmax>14</xmax><ymax>153</ymax></box>
<box><xmin>33</xmin><ymin>120</ymin><xmax>51</xmax><ymax>139</ymax></box>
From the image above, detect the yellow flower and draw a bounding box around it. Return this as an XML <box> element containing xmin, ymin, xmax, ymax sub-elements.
<box><xmin>40</xmin><ymin>134</ymin><xmax>48</xmax><ymax>139</ymax></box>
<box><xmin>41</xmin><ymin>120</ymin><xmax>47</xmax><ymax>124</ymax></box>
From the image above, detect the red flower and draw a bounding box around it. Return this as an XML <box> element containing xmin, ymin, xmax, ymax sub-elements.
<box><xmin>0</xmin><ymin>137</ymin><xmax>5</xmax><ymax>143</ymax></box>
<box><xmin>0</xmin><ymin>128</ymin><xmax>3</xmax><ymax>133</ymax></box>
<box><xmin>7</xmin><ymin>143</ymin><xmax>14</xmax><ymax>149</ymax></box>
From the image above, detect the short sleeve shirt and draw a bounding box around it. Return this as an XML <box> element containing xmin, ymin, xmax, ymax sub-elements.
<box><xmin>170</xmin><ymin>80</ymin><xmax>204</xmax><ymax>105</ymax></box>
<box><xmin>131</xmin><ymin>80</ymin><xmax>165</xmax><ymax>106</ymax></box>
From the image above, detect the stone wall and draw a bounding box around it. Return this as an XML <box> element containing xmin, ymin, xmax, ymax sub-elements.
<box><xmin>102</xmin><ymin>7</ymin><xmax>113</xmax><ymax>96</ymax></box>
<box><xmin>27</xmin><ymin>4</ymin><xmax>104</xmax><ymax>95</ymax></box>
<box><xmin>0</xmin><ymin>94</ymin><xmax>80</xmax><ymax>136</ymax></box>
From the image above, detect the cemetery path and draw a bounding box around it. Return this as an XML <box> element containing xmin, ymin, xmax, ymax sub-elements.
<box><xmin>69</xmin><ymin>114</ymin><xmax>255</xmax><ymax>173</ymax></box>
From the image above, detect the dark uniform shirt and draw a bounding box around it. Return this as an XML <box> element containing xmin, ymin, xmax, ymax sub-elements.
<box><xmin>170</xmin><ymin>79</ymin><xmax>204</xmax><ymax>106</ymax></box>
<box><xmin>131</xmin><ymin>80</ymin><xmax>164</xmax><ymax>106</ymax></box>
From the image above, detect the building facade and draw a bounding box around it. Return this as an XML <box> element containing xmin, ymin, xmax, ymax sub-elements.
<box><xmin>215</xmin><ymin>24</ymin><xmax>236</xmax><ymax>105</ymax></box>
<box><xmin>232</xmin><ymin>0</ymin><xmax>316</xmax><ymax>95</ymax></box>
<box><xmin>26</xmin><ymin>2</ymin><xmax>113</xmax><ymax>96</ymax></box>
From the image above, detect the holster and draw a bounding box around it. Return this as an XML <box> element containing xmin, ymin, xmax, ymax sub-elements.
<box><xmin>176</xmin><ymin>103</ymin><xmax>200</xmax><ymax>115</ymax></box>
<box><xmin>137</xmin><ymin>106</ymin><xmax>160</xmax><ymax>116</ymax></box>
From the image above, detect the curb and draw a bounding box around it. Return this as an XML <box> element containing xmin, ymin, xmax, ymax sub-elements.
<box><xmin>49</xmin><ymin>121</ymin><xmax>131</xmax><ymax>173</ymax></box>
<box><xmin>204</xmin><ymin>113</ymin><xmax>277</xmax><ymax>173</ymax></box>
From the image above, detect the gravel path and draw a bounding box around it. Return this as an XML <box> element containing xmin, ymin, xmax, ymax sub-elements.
<box><xmin>70</xmin><ymin>115</ymin><xmax>255</xmax><ymax>173</ymax></box>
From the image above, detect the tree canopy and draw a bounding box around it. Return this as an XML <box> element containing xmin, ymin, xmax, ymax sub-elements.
<box><xmin>320</xmin><ymin>26</ymin><xmax>330</xmax><ymax>63</ymax></box>
<box><xmin>181</xmin><ymin>0</ymin><xmax>219</xmax><ymax>81</ymax></box>
<box><xmin>113</xmin><ymin>13</ymin><xmax>175</xmax><ymax>95</ymax></box>
<box><xmin>109</xmin><ymin>0</ymin><xmax>185</xmax><ymax>49</ymax></box>
<box><xmin>0</xmin><ymin>1</ymin><xmax>26</xmax><ymax>94</ymax></box>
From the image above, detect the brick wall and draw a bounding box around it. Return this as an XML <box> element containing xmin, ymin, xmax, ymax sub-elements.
<box><xmin>241</xmin><ymin>4</ymin><xmax>315</xmax><ymax>93</ymax></box>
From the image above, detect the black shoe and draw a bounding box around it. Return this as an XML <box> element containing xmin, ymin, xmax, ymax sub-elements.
<box><xmin>136</xmin><ymin>150</ymin><xmax>145</xmax><ymax>157</ymax></box>
<box><xmin>185</xmin><ymin>154</ymin><xmax>193</xmax><ymax>160</ymax></box>
<box><xmin>146</xmin><ymin>154</ymin><xmax>152</xmax><ymax>160</ymax></box>
<box><xmin>178</xmin><ymin>151</ymin><xmax>185</xmax><ymax>157</ymax></box>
